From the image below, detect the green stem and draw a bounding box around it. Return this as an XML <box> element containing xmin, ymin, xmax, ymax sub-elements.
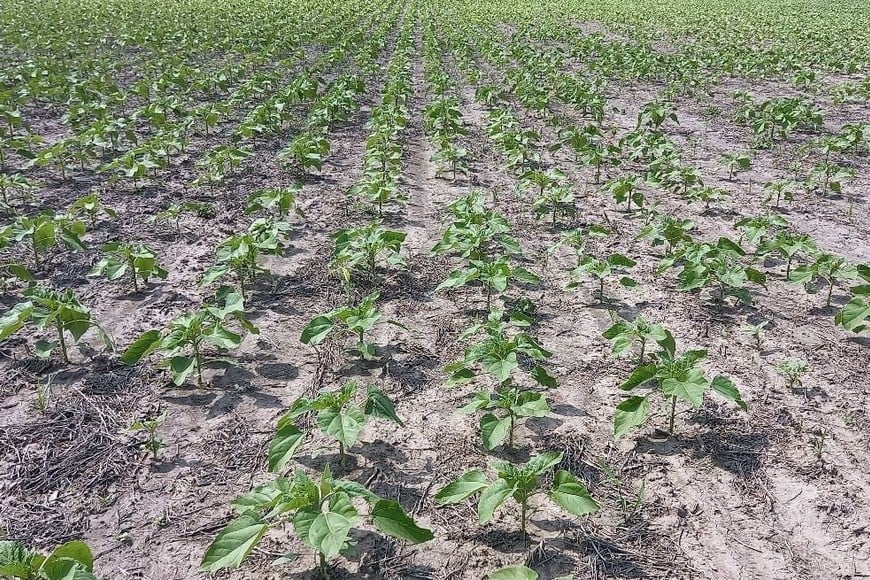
<box><xmin>194</xmin><ymin>341</ymin><xmax>203</xmax><ymax>388</ymax></box>
<box><xmin>56</xmin><ymin>319</ymin><xmax>69</xmax><ymax>363</ymax></box>
<box><xmin>130</xmin><ymin>257</ymin><xmax>138</xmax><ymax>292</ymax></box>
<box><xmin>520</xmin><ymin>498</ymin><xmax>527</xmax><ymax>534</ymax></box>
<box><xmin>508</xmin><ymin>413</ymin><xmax>515</xmax><ymax>448</ymax></box>
<box><xmin>668</xmin><ymin>396</ymin><xmax>677</xmax><ymax>435</ymax></box>
<box><xmin>318</xmin><ymin>552</ymin><xmax>329</xmax><ymax>580</ymax></box>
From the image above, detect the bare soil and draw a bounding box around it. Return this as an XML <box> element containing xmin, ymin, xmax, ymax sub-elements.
<box><xmin>1</xmin><ymin>20</ymin><xmax>868</xmax><ymax>580</ymax></box>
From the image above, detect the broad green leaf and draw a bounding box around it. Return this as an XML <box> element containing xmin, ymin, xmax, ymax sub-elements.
<box><xmin>34</xmin><ymin>339</ymin><xmax>55</xmax><ymax>358</ymax></box>
<box><xmin>661</xmin><ymin>369</ymin><xmax>707</xmax><ymax>407</ymax></box>
<box><xmin>319</xmin><ymin>405</ymin><xmax>364</xmax><ymax>448</ymax></box>
<box><xmin>0</xmin><ymin>301</ymin><xmax>33</xmax><ymax>340</ymax></box>
<box><xmin>434</xmin><ymin>470</ymin><xmax>488</xmax><ymax>504</ymax></box>
<box><xmin>119</xmin><ymin>329</ymin><xmax>162</xmax><ymax>364</ymax></box>
<box><xmin>481</xmin><ymin>350</ymin><xmax>518</xmax><ymax>383</ymax></box>
<box><xmin>169</xmin><ymin>356</ymin><xmax>196</xmax><ymax>386</ymax></box>
<box><xmin>268</xmin><ymin>422</ymin><xmax>305</xmax><ymax>473</ymax></box>
<box><xmin>370</xmin><ymin>500</ymin><xmax>434</xmax><ymax>544</ymax></box>
<box><xmin>836</xmin><ymin>297</ymin><xmax>869</xmax><ymax>332</ymax></box>
<box><xmin>364</xmin><ymin>387</ymin><xmax>404</xmax><ymax>426</ymax></box>
<box><xmin>525</xmin><ymin>451</ymin><xmax>563</xmax><ymax>475</ymax></box>
<box><xmin>549</xmin><ymin>470</ymin><xmax>599</xmax><ymax>516</ymax></box>
<box><xmin>620</xmin><ymin>364</ymin><xmax>657</xmax><ymax>390</ymax></box>
<box><xmin>309</xmin><ymin>512</ymin><xmax>353</xmax><ymax>559</ymax></box>
<box><xmin>206</xmin><ymin>325</ymin><xmax>242</xmax><ymax>349</ymax></box>
<box><xmin>480</xmin><ymin>413</ymin><xmax>511</xmax><ymax>450</ymax></box>
<box><xmin>614</xmin><ymin>396</ymin><xmax>650</xmax><ymax>438</ymax></box>
<box><xmin>478</xmin><ymin>478</ymin><xmax>516</xmax><ymax>523</ymax></box>
<box><xmin>459</xmin><ymin>391</ymin><xmax>493</xmax><ymax>414</ymax></box>
<box><xmin>489</xmin><ymin>566</ymin><xmax>539</xmax><ymax>580</ymax></box>
<box><xmin>200</xmin><ymin>510</ymin><xmax>268</xmax><ymax>571</ymax></box>
<box><xmin>512</xmin><ymin>392</ymin><xmax>549</xmax><ymax>417</ymax></box>
<box><xmin>710</xmin><ymin>375</ymin><xmax>747</xmax><ymax>411</ymax></box>
<box><xmin>511</xmin><ymin>267</ymin><xmax>540</xmax><ymax>284</ymax></box>
<box><xmin>300</xmin><ymin>316</ymin><xmax>333</xmax><ymax>345</ymax></box>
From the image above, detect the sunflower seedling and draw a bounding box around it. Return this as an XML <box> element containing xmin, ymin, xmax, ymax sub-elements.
<box><xmin>435</xmin><ymin>451</ymin><xmax>598</xmax><ymax>534</ymax></box>
<box><xmin>300</xmin><ymin>292</ymin><xmax>387</xmax><ymax>360</ymax></box>
<box><xmin>89</xmin><ymin>242</ymin><xmax>168</xmax><ymax>292</ymax></box>
<box><xmin>602</xmin><ymin>316</ymin><xmax>672</xmax><ymax>364</ymax></box>
<box><xmin>614</xmin><ymin>338</ymin><xmax>746</xmax><ymax>437</ymax></box>
<box><xmin>120</xmin><ymin>288</ymin><xmax>258</xmax><ymax>387</ymax></box>
<box><xmin>0</xmin><ymin>285</ymin><xmax>112</xmax><ymax>363</ymax></box>
<box><xmin>201</xmin><ymin>466</ymin><xmax>432</xmax><ymax>577</ymax></box>
<box><xmin>268</xmin><ymin>381</ymin><xmax>403</xmax><ymax>470</ymax></box>
<box><xmin>130</xmin><ymin>412</ymin><xmax>167</xmax><ymax>460</ymax></box>
<box><xmin>0</xmin><ymin>539</ymin><xmax>97</xmax><ymax>580</ymax></box>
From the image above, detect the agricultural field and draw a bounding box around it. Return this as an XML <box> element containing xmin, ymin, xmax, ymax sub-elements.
<box><xmin>0</xmin><ymin>0</ymin><xmax>869</xmax><ymax>577</ymax></box>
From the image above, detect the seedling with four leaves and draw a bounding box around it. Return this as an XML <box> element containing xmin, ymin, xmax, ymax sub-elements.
<box><xmin>300</xmin><ymin>292</ymin><xmax>387</xmax><ymax>360</ymax></box>
<box><xmin>268</xmin><ymin>381</ymin><xmax>403</xmax><ymax>470</ymax></box>
<box><xmin>89</xmin><ymin>242</ymin><xmax>168</xmax><ymax>292</ymax></box>
<box><xmin>201</xmin><ymin>466</ymin><xmax>432</xmax><ymax>577</ymax></box>
<box><xmin>0</xmin><ymin>284</ymin><xmax>112</xmax><ymax>363</ymax></box>
<box><xmin>614</xmin><ymin>337</ymin><xmax>746</xmax><ymax>437</ymax></box>
<box><xmin>120</xmin><ymin>288</ymin><xmax>258</xmax><ymax>387</ymax></box>
<box><xmin>435</xmin><ymin>451</ymin><xmax>598</xmax><ymax>534</ymax></box>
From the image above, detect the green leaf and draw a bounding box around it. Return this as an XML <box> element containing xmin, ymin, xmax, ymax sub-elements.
<box><xmin>614</xmin><ymin>396</ymin><xmax>650</xmax><ymax>438</ymax></box>
<box><xmin>525</xmin><ymin>451</ymin><xmax>563</xmax><ymax>475</ymax></box>
<box><xmin>511</xmin><ymin>267</ymin><xmax>541</xmax><ymax>284</ymax></box>
<box><xmin>119</xmin><ymin>329</ymin><xmax>162</xmax><ymax>365</ymax></box>
<box><xmin>836</xmin><ymin>297</ymin><xmax>869</xmax><ymax>332</ymax></box>
<box><xmin>300</xmin><ymin>316</ymin><xmax>333</xmax><ymax>345</ymax></box>
<box><xmin>169</xmin><ymin>356</ymin><xmax>195</xmax><ymax>386</ymax></box>
<box><xmin>478</xmin><ymin>478</ymin><xmax>516</xmax><ymax>524</ymax></box>
<box><xmin>489</xmin><ymin>566</ymin><xmax>539</xmax><ymax>580</ymax></box>
<box><xmin>200</xmin><ymin>510</ymin><xmax>268</xmax><ymax>571</ymax></box>
<box><xmin>370</xmin><ymin>500</ymin><xmax>434</xmax><ymax>544</ymax></box>
<box><xmin>549</xmin><ymin>470</ymin><xmax>599</xmax><ymax>516</ymax></box>
<box><xmin>40</xmin><ymin>541</ymin><xmax>95</xmax><ymax>578</ymax></box>
<box><xmin>530</xmin><ymin>365</ymin><xmax>557</xmax><ymax>388</ymax></box>
<box><xmin>34</xmin><ymin>340</ymin><xmax>55</xmax><ymax>358</ymax></box>
<box><xmin>710</xmin><ymin>375</ymin><xmax>747</xmax><ymax>411</ymax></box>
<box><xmin>364</xmin><ymin>387</ymin><xmax>404</xmax><ymax>426</ymax></box>
<box><xmin>459</xmin><ymin>391</ymin><xmax>493</xmax><ymax>414</ymax></box>
<box><xmin>661</xmin><ymin>369</ymin><xmax>707</xmax><ymax>407</ymax></box>
<box><xmin>480</xmin><ymin>413</ymin><xmax>511</xmax><ymax>450</ymax></box>
<box><xmin>0</xmin><ymin>301</ymin><xmax>33</xmax><ymax>340</ymax></box>
<box><xmin>319</xmin><ymin>405</ymin><xmax>364</xmax><ymax>449</ymax></box>
<box><xmin>268</xmin><ymin>421</ymin><xmax>305</xmax><ymax>473</ymax></box>
<box><xmin>434</xmin><ymin>470</ymin><xmax>488</xmax><ymax>504</ymax></box>
<box><xmin>481</xmin><ymin>350</ymin><xmax>518</xmax><ymax>383</ymax></box>
<box><xmin>620</xmin><ymin>364</ymin><xmax>657</xmax><ymax>390</ymax></box>
<box><xmin>309</xmin><ymin>512</ymin><xmax>353</xmax><ymax>559</ymax></box>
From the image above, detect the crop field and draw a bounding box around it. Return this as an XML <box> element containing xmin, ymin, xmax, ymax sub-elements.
<box><xmin>0</xmin><ymin>0</ymin><xmax>869</xmax><ymax>577</ymax></box>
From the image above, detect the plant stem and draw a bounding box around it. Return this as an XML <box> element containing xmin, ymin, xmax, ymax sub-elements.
<box><xmin>520</xmin><ymin>499</ymin><xmax>527</xmax><ymax>534</ymax></box>
<box><xmin>194</xmin><ymin>341</ymin><xmax>203</xmax><ymax>388</ymax></box>
<box><xmin>56</xmin><ymin>319</ymin><xmax>69</xmax><ymax>363</ymax></box>
<box><xmin>339</xmin><ymin>440</ymin><xmax>346</xmax><ymax>467</ymax></box>
<box><xmin>508</xmin><ymin>413</ymin><xmax>515</xmax><ymax>448</ymax></box>
<box><xmin>130</xmin><ymin>257</ymin><xmax>138</xmax><ymax>292</ymax></box>
<box><xmin>668</xmin><ymin>396</ymin><xmax>677</xmax><ymax>435</ymax></box>
<box><xmin>318</xmin><ymin>552</ymin><xmax>329</xmax><ymax>579</ymax></box>
<box><xmin>638</xmin><ymin>339</ymin><xmax>645</xmax><ymax>364</ymax></box>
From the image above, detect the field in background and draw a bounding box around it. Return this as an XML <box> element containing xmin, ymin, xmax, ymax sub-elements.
<box><xmin>0</xmin><ymin>0</ymin><xmax>868</xmax><ymax>578</ymax></box>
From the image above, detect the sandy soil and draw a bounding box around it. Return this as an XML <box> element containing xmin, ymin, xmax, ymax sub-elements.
<box><xmin>1</xmin><ymin>15</ymin><xmax>868</xmax><ymax>580</ymax></box>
